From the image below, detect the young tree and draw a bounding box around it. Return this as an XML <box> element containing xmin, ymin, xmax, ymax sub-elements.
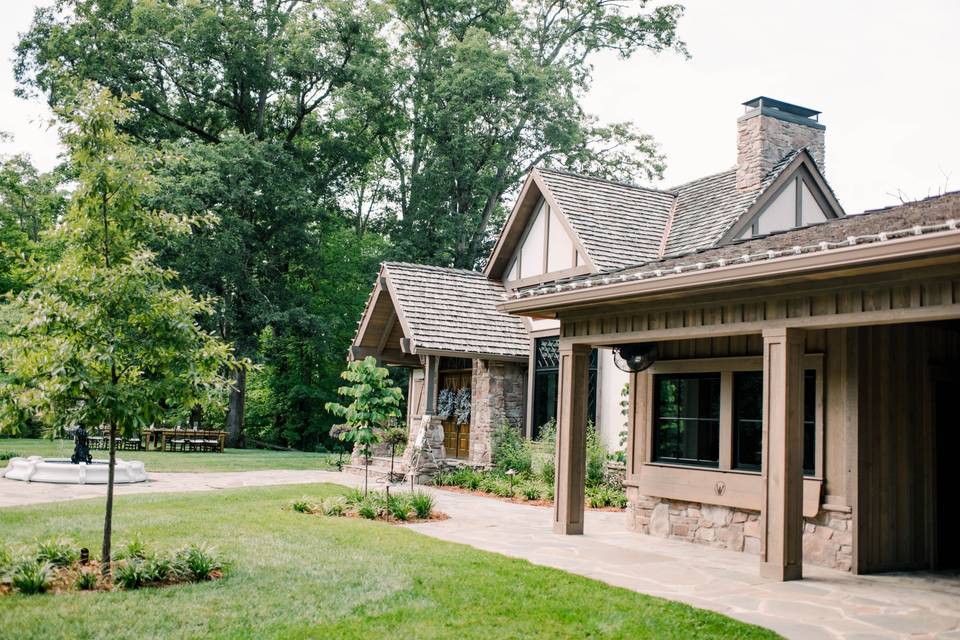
<box><xmin>0</xmin><ymin>84</ymin><xmax>243</xmax><ymax>576</ymax></box>
<box><xmin>325</xmin><ymin>356</ymin><xmax>402</xmax><ymax>494</ymax></box>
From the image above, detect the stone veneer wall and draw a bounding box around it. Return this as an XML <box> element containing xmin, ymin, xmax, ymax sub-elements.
<box><xmin>469</xmin><ymin>359</ymin><xmax>526</xmax><ymax>465</ymax></box>
<box><xmin>736</xmin><ymin>111</ymin><xmax>826</xmax><ymax>192</ymax></box>
<box><xmin>626</xmin><ymin>489</ymin><xmax>853</xmax><ymax>572</ymax></box>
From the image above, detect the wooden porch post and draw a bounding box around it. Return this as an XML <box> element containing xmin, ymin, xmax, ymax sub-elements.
<box><xmin>554</xmin><ymin>343</ymin><xmax>590</xmax><ymax>534</ymax></box>
<box><xmin>423</xmin><ymin>355</ymin><xmax>438</xmax><ymax>415</ymax></box>
<box><xmin>760</xmin><ymin>327</ymin><xmax>805</xmax><ymax>580</ymax></box>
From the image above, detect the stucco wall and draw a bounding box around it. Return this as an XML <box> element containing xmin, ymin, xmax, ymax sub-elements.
<box><xmin>596</xmin><ymin>348</ymin><xmax>628</xmax><ymax>454</ymax></box>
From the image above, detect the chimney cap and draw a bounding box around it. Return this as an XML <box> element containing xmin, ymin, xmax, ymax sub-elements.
<box><xmin>742</xmin><ymin>96</ymin><xmax>820</xmax><ymax>120</ymax></box>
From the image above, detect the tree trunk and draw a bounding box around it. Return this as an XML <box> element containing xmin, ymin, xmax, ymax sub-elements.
<box><xmin>225</xmin><ymin>367</ymin><xmax>246</xmax><ymax>448</ymax></box>
<box><xmin>101</xmin><ymin>419</ymin><xmax>117</xmax><ymax>577</ymax></box>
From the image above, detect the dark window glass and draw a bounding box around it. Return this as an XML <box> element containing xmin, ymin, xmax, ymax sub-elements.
<box><xmin>531</xmin><ymin>337</ymin><xmax>597</xmax><ymax>439</ymax></box>
<box><xmin>733</xmin><ymin>370</ymin><xmax>818</xmax><ymax>475</ymax></box>
<box><xmin>653</xmin><ymin>373</ymin><xmax>720</xmax><ymax>467</ymax></box>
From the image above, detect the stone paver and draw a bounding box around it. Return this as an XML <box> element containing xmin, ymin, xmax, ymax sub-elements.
<box><xmin>2</xmin><ymin>470</ymin><xmax>958</xmax><ymax>639</ymax></box>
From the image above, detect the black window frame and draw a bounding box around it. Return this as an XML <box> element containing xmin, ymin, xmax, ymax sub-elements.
<box><xmin>531</xmin><ymin>337</ymin><xmax>597</xmax><ymax>439</ymax></box>
<box><xmin>652</xmin><ymin>372</ymin><xmax>721</xmax><ymax>468</ymax></box>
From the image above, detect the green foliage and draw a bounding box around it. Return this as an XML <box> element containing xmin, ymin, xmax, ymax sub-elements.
<box><xmin>343</xmin><ymin>488</ymin><xmax>366</xmax><ymax>506</ymax></box>
<box><xmin>113</xmin><ymin>560</ymin><xmax>145</xmax><ymax>590</ymax></box>
<box><xmin>320</xmin><ymin>497</ymin><xmax>347</xmax><ymax>517</ymax></box>
<box><xmin>75</xmin><ymin>569</ymin><xmax>98</xmax><ymax>591</ymax></box>
<box><xmin>142</xmin><ymin>555</ymin><xmax>173</xmax><ymax>583</ymax></box>
<box><xmin>35</xmin><ymin>538</ymin><xmax>79</xmax><ymax>567</ymax></box>
<box><xmin>0</xmin><ymin>450</ymin><xmax>20</xmax><ymax>461</ymax></box>
<box><xmin>491</xmin><ymin>422</ymin><xmax>532</xmax><ymax>475</ymax></box>
<box><xmin>11</xmin><ymin>561</ymin><xmax>52</xmax><ymax>594</ymax></box>
<box><xmin>409</xmin><ymin>491</ymin><xmax>435</xmax><ymax>519</ymax></box>
<box><xmin>291</xmin><ymin>498</ymin><xmax>315</xmax><ymax>514</ymax></box>
<box><xmin>356</xmin><ymin>501</ymin><xmax>378</xmax><ymax>520</ymax></box>
<box><xmin>175</xmin><ymin>544</ymin><xmax>221</xmax><ymax>582</ymax></box>
<box><xmin>586</xmin><ymin>485</ymin><xmax>628</xmax><ymax>509</ymax></box>
<box><xmin>586</xmin><ymin>422</ymin><xmax>607</xmax><ymax>488</ymax></box>
<box><xmin>115</xmin><ymin>532</ymin><xmax>147</xmax><ymax>561</ymax></box>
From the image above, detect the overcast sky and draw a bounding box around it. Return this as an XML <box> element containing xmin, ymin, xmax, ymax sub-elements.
<box><xmin>2</xmin><ymin>1</ymin><xmax>958</xmax><ymax>215</ymax></box>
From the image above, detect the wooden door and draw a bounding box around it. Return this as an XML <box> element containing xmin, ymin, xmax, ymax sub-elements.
<box><xmin>439</xmin><ymin>369</ymin><xmax>471</xmax><ymax>459</ymax></box>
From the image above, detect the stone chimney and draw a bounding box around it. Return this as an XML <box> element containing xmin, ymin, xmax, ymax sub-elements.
<box><xmin>736</xmin><ymin>97</ymin><xmax>825</xmax><ymax>192</ymax></box>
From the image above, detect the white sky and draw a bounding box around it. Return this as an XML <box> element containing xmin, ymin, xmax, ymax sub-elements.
<box><xmin>2</xmin><ymin>0</ymin><xmax>959</xmax><ymax>215</ymax></box>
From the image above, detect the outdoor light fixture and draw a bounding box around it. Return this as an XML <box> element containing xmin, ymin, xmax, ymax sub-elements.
<box><xmin>506</xmin><ymin>468</ymin><xmax>517</xmax><ymax>492</ymax></box>
<box><xmin>613</xmin><ymin>343</ymin><xmax>658</xmax><ymax>373</ymax></box>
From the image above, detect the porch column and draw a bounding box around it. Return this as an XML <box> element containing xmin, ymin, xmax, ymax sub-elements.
<box><xmin>554</xmin><ymin>342</ymin><xmax>591</xmax><ymax>534</ymax></box>
<box><xmin>760</xmin><ymin>327</ymin><xmax>805</xmax><ymax>581</ymax></box>
<box><xmin>423</xmin><ymin>355</ymin><xmax>438</xmax><ymax>415</ymax></box>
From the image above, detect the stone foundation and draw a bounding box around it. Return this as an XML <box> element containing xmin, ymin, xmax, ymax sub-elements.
<box><xmin>469</xmin><ymin>359</ymin><xmax>525</xmax><ymax>464</ymax></box>
<box><xmin>626</xmin><ymin>489</ymin><xmax>853</xmax><ymax>571</ymax></box>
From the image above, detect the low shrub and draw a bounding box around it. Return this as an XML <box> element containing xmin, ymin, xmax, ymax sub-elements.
<box><xmin>0</xmin><ymin>451</ymin><xmax>19</xmax><ymax>461</ymax></box>
<box><xmin>585</xmin><ymin>422</ymin><xmax>606</xmax><ymax>488</ymax></box>
<box><xmin>116</xmin><ymin>532</ymin><xmax>147</xmax><ymax>560</ymax></box>
<box><xmin>409</xmin><ymin>491</ymin><xmax>434</xmax><ymax>519</ymax></box>
<box><xmin>585</xmin><ymin>485</ymin><xmax>628</xmax><ymax>509</ymax></box>
<box><xmin>12</xmin><ymin>561</ymin><xmax>52</xmax><ymax>594</ymax></box>
<box><xmin>387</xmin><ymin>495</ymin><xmax>409</xmax><ymax>521</ymax></box>
<box><xmin>75</xmin><ymin>570</ymin><xmax>98</xmax><ymax>591</ymax></box>
<box><xmin>356</xmin><ymin>502</ymin><xmax>378</xmax><ymax>520</ymax></box>
<box><xmin>517</xmin><ymin>482</ymin><xmax>544</xmax><ymax>501</ymax></box>
<box><xmin>175</xmin><ymin>544</ymin><xmax>220</xmax><ymax>582</ymax></box>
<box><xmin>35</xmin><ymin>538</ymin><xmax>79</xmax><ymax>567</ymax></box>
<box><xmin>320</xmin><ymin>497</ymin><xmax>347</xmax><ymax>517</ymax></box>
<box><xmin>343</xmin><ymin>488</ymin><xmax>366</xmax><ymax>506</ymax></box>
<box><xmin>491</xmin><ymin>422</ymin><xmax>532</xmax><ymax>475</ymax></box>
<box><xmin>114</xmin><ymin>560</ymin><xmax>145</xmax><ymax>590</ymax></box>
<box><xmin>291</xmin><ymin>498</ymin><xmax>315</xmax><ymax>514</ymax></box>
<box><xmin>432</xmin><ymin>471</ymin><xmax>454</xmax><ymax>487</ymax></box>
<box><xmin>143</xmin><ymin>555</ymin><xmax>173</xmax><ymax>583</ymax></box>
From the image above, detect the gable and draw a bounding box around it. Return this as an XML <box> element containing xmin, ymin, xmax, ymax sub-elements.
<box><xmin>724</xmin><ymin>151</ymin><xmax>843</xmax><ymax>243</ymax></box>
<box><xmin>505</xmin><ymin>198</ymin><xmax>588</xmax><ymax>284</ymax></box>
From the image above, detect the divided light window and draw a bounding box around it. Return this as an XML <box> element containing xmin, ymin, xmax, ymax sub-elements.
<box><xmin>732</xmin><ymin>370</ymin><xmax>817</xmax><ymax>475</ymax></box>
<box><xmin>532</xmin><ymin>337</ymin><xmax>597</xmax><ymax>439</ymax></box>
<box><xmin>653</xmin><ymin>373</ymin><xmax>721</xmax><ymax>467</ymax></box>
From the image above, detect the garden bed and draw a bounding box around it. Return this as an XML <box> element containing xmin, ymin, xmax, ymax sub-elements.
<box><xmin>289</xmin><ymin>488</ymin><xmax>447</xmax><ymax>524</ymax></box>
<box><xmin>0</xmin><ymin>536</ymin><xmax>225</xmax><ymax>596</ymax></box>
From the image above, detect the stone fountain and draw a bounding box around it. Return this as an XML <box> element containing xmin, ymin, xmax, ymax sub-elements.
<box><xmin>2</xmin><ymin>426</ymin><xmax>147</xmax><ymax>485</ymax></box>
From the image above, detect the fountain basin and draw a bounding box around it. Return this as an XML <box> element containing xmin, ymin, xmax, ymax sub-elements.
<box><xmin>2</xmin><ymin>456</ymin><xmax>147</xmax><ymax>484</ymax></box>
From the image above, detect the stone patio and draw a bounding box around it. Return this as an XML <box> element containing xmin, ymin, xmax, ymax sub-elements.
<box><xmin>2</xmin><ymin>470</ymin><xmax>957</xmax><ymax>638</ymax></box>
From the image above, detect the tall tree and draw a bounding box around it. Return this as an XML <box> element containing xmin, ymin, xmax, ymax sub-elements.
<box><xmin>385</xmin><ymin>0</ymin><xmax>686</xmax><ymax>267</ymax></box>
<box><xmin>16</xmin><ymin>0</ymin><xmax>397</xmax><ymax>447</ymax></box>
<box><xmin>0</xmin><ymin>85</ymin><xmax>242</xmax><ymax>575</ymax></box>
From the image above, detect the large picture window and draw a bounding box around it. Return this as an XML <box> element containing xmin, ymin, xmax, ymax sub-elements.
<box><xmin>732</xmin><ymin>370</ymin><xmax>817</xmax><ymax>475</ymax></box>
<box><xmin>531</xmin><ymin>337</ymin><xmax>597</xmax><ymax>439</ymax></box>
<box><xmin>653</xmin><ymin>373</ymin><xmax>721</xmax><ymax>467</ymax></box>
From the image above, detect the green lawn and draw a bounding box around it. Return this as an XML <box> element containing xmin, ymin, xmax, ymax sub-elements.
<box><xmin>0</xmin><ymin>438</ymin><xmax>338</xmax><ymax>472</ymax></box>
<box><xmin>0</xmin><ymin>484</ymin><xmax>778</xmax><ymax>639</ymax></box>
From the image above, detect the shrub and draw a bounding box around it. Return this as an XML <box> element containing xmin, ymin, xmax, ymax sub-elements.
<box><xmin>114</xmin><ymin>560</ymin><xmax>145</xmax><ymax>590</ymax></box>
<box><xmin>357</xmin><ymin>502</ymin><xmax>378</xmax><ymax>520</ymax></box>
<box><xmin>0</xmin><ymin>450</ymin><xmax>19</xmax><ymax>461</ymax></box>
<box><xmin>320</xmin><ymin>497</ymin><xmax>347</xmax><ymax>517</ymax></box>
<box><xmin>116</xmin><ymin>532</ymin><xmax>147</xmax><ymax>560</ymax></box>
<box><xmin>291</xmin><ymin>498</ymin><xmax>315</xmax><ymax>514</ymax></box>
<box><xmin>142</xmin><ymin>555</ymin><xmax>173</xmax><ymax>583</ymax></box>
<box><xmin>35</xmin><ymin>538</ymin><xmax>79</xmax><ymax>567</ymax></box>
<box><xmin>75</xmin><ymin>569</ymin><xmax>98</xmax><ymax>591</ymax></box>
<box><xmin>387</xmin><ymin>495</ymin><xmax>409</xmax><ymax>521</ymax></box>
<box><xmin>491</xmin><ymin>422</ymin><xmax>532</xmax><ymax>475</ymax></box>
<box><xmin>585</xmin><ymin>422</ymin><xmax>606</xmax><ymax>488</ymax></box>
<box><xmin>585</xmin><ymin>485</ymin><xmax>628</xmax><ymax>509</ymax></box>
<box><xmin>11</xmin><ymin>561</ymin><xmax>52</xmax><ymax>595</ymax></box>
<box><xmin>432</xmin><ymin>471</ymin><xmax>454</xmax><ymax>487</ymax></box>
<box><xmin>540</xmin><ymin>457</ymin><xmax>556</xmax><ymax>485</ymax></box>
<box><xmin>517</xmin><ymin>482</ymin><xmax>544</xmax><ymax>501</ymax></box>
<box><xmin>409</xmin><ymin>491</ymin><xmax>434</xmax><ymax>519</ymax></box>
<box><xmin>175</xmin><ymin>544</ymin><xmax>220</xmax><ymax>582</ymax></box>
<box><xmin>344</xmin><ymin>488</ymin><xmax>366</xmax><ymax>506</ymax></box>
<box><xmin>609</xmin><ymin>489</ymin><xmax>628</xmax><ymax>509</ymax></box>
<box><xmin>0</xmin><ymin>545</ymin><xmax>12</xmax><ymax>573</ymax></box>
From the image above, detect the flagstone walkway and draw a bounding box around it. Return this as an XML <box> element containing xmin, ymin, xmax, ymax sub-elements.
<box><xmin>2</xmin><ymin>469</ymin><xmax>958</xmax><ymax>639</ymax></box>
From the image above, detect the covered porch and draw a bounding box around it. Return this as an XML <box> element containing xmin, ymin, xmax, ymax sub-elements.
<box><xmin>500</xmin><ymin>209</ymin><xmax>960</xmax><ymax>580</ymax></box>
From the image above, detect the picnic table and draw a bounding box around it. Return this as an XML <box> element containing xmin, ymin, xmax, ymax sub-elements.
<box><xmin>142</xmin><ymin>428</ymin><xmax>226</xmax><ymax>453</ymax></box>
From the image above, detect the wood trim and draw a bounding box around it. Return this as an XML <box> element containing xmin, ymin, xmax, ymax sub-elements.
<box><xmin>415</xmin><ymin>348</ymin><xmax>528</xmax><ymax>363</ymax></box>
<box><xmin>504</xmin><ymin>265</ymin><xmax>593</xmax><ymax>291</ymax></box>
<box><xmin>627</xmin><ymin>464</ymin><xmax>822</xmax><ymax>519</ymax></box>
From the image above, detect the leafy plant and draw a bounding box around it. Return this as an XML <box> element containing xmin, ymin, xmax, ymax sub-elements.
<box><xmin>116</xmin><ymin>532</ymin><xmax>147</xmax><ymax>560</ymax></box>
<box><xmin>491</xmin><ymin>422</ymin><xmax>532</xmax><ymax>475</ymax></box>
<box><xmin>113</xmin><ymin>559</ymin><xmax>145</xmax><ymax>590</ymax></box>
<box><xmin>387</xmin><ymin>495</ymin><xmax>409</xmax><ymax>521</ymax></box>
<box><xmin>35</xmin><ymin>538</ymin><xmax>79</xmax><ymax>567</ymax></box>
<box><xmin>320</xmin><ymin>497</ymin><xmax>347</xmax><ymax>517</ymax></box>
<box><xmin>75</xmin><ymin>569</ymin><xmax>98</xmax><ymax>591</ymax></box>
<box><xmin>291</xmin><ymin>498</ymin><xmax>315</xmax><ymax>514</ymax></box>
<box><xmin>344</xmin><ymin>488</ymin><xmax>366</xmax><ymax>506</ymax></box>
<box><xmin>325</xmin><ymin>357</ymin><xmax>403</xmax><ymax>494</ymax></box>
<box><xmin>518</xmin><ymin>482</ymin><xmax>544</xmax><ymax>501</ymax></box>
<box><xmin>409</xmin><ymin>491</ymin><xmax>434</xmax><ymax>519</ymax></box>
<box><xmin>0</xmin><ymin>450</ymin><xmax>19</xmax><ymax>461</ymax></box>
<box><xmin>11</xmin><ymin>561</ymin><xmax>52</xmax><ymax>594</ymax></box>
<box><xmin>175</xmin><ymin>544</ymin><xmax>221</xmax><ymax>582</ymax></box>
<box><xmin>142</xmin><ymin>555</ymin><xmax>173</xmax><ymax>583</ymax></box>
<box><xmin>357</xmin><ymin>502</ymin><xmax>378</xmax><ymax>520</ymax></box>
<box><xmin>432</xmin><ymin>471</ymin><xmax>454</xmax><ymax>487</ymax></box>
<box><xmin>586</xmin><ymin>422</ymin><xmax>607</xmax><ymax>488</ymax></box>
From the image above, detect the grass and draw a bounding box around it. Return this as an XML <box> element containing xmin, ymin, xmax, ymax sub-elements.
<box><xmin>0</xmin><ymin>438</ymin><xmax>337</xmax><ymax>473</ymax></box>
<box><xmin>0</xmin><ymin>484</ymin><xmax>778</xmax><ymax>639</ymax></box>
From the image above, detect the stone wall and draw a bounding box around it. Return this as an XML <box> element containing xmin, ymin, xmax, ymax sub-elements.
<box><xmin>470</xmin><ymin>359</ymin><xmax>526</xmax><ymax>465</ymax></box>
<box><xmin>626</xmin><ymin>489</ymin><xmax>853</xmax><ymax>571</ymax></box>
<box><xmin>736</xmin><ymin>111</ymin><xmax>826</xmax><ymax>192</ymax></box>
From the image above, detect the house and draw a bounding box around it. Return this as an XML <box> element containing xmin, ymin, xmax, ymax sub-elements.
<box><xmin>498</xmin><ymin>101</ymin><xmax>960</xmax><ymax>580</ymax></box>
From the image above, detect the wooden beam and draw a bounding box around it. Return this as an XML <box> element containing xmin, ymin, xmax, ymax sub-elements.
<box><xmin>554</xmin><ymin>343</ymin><xmax>591</xmax><ymax>534</ymax></box>
<box><xmin>759</xmin><ymin>327</ymin><xmax>805</xmax><ymax>581</ymax></box>
<box><xmin>376</xmin><ymin>313</ymin><xmax>397</xmax><ymax>355</ymax></box>
<box><xmin>423</xmin><ymin>355</ymin><xmax>438</xmax><ymax>415</ymax></box>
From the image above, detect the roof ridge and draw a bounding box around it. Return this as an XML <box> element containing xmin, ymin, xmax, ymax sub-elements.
<box><xmin>383</xmin><ymin>261</ymin><xmax>486</xmax><ymax>276</ymax></box>
<box><xmin>536</xmin><ymin>166</ymin><xmax>675</xmax><ymax>197</ymax></box>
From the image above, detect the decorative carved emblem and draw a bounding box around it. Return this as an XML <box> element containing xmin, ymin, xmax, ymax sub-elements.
<box><xmin>714</xmin><ymin>480</ymin><xmax>726</xmax><ymax>496</ymax></box>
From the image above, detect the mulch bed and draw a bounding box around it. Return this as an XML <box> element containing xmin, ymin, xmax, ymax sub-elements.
<box><xmin>1</xmin><ymin>560</ymin><xmax>224</xmax><ymax>596</ymax></box>
<box><xmin>299</xmin><ymin>510</ymin><xmax>449</xmax><ymax>525</ymax></box>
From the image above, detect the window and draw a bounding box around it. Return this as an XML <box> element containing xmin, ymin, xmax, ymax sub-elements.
<box><xmin>732</xmin><ymin>370</ymin><xmax>817</xmax><ymax>475</ymax></box>
<box><xmin>531</xmin><ymin>337</ymin><xmax>597</xmax><ymax>439</ymax></box>
<box><xmin>653</xmin><ymin>373</ymin><xmax>721</xmax><ymax>467</ymax></box>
